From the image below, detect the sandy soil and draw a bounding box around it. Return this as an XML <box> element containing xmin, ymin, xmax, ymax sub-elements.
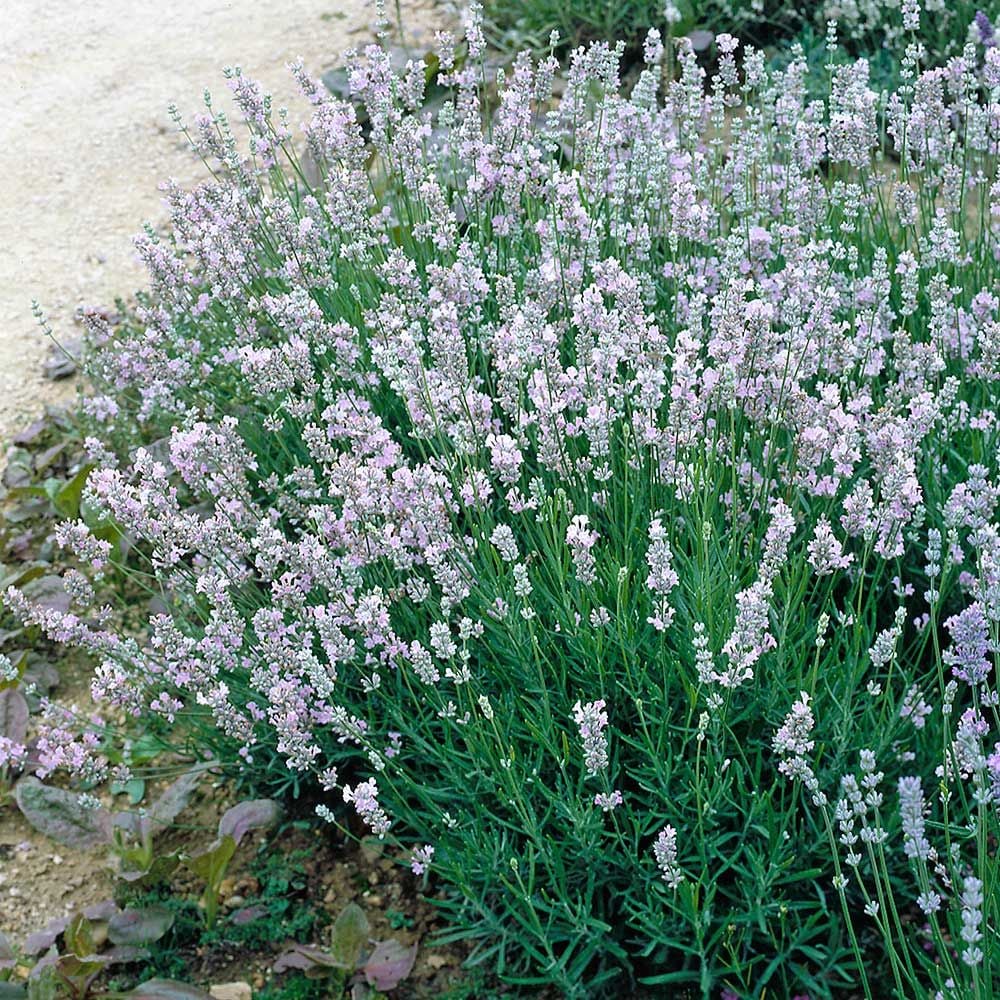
<box><xmin>0</xmin><ymin>0</ymin><xmax>444</xmax><ymax>945</ymax></box>
<box><xmin>0</xmin><ymin>0</ymin><xmax>442</xmax><ymax>443</ymax></box>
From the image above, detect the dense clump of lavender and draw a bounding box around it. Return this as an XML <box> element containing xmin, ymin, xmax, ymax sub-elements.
<box><xmin>8</xmin><ymin>6</ymin><xmax>1000</xmax><ymax>995</ymax></box>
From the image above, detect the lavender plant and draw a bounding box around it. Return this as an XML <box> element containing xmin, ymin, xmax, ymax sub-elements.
<box><xmin>9</xmin><ymin>7</ymin><xmax>1000</xmax><ymax>996</ymax></box>
<box><xmin>484</xmin><ymin>0</ymin><xmax>993</xmax><ymax>89</ymax></box>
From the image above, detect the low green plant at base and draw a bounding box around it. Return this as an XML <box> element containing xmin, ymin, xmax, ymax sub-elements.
<box><xmin>118</xmin><ymin>840</ymin><xmax>325</xmax><ymax>980</ymax></box>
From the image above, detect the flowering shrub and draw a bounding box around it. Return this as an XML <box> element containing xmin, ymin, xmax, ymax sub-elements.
<box><xmin>10</xmin><ymin>8</ymin><xmax>1000</xmax><ymax>997</ymax></box>
<box><xmin>484</xmin><ymin>0</ymin><xmax>991</xmax><ymax>86</ymax></box>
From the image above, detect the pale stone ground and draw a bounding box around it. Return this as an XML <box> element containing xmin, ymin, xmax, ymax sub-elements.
<box><xmin>0</xmin><ymin>0</ymin><xmax>443</xmax><ymax>442</ymax></box>
<box><xmin>0</xmin><ymin>0</ymin><xmax>445</xmax><ymax>941</ymax></box>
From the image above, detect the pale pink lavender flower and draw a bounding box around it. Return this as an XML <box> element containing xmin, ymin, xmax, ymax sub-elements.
<box><xmin>898</xmin><ymin>776</ymin><xmax>930</xmax><ymax>860</ymax></box>
<box><xmin>0</xmin><ymin>738</ymin><xmax>27</xmax><ymax>770</ymax></box>
<box><xmin>572</xmin><ymin>699</ymin><xmax>609</xmax><ymax>777</ymax></box>
<box><xmin>899</xmin><ymin>685</ymin><xmax>932</xmax><ymax>730</ymax></box>
<box><xmin>0</xmin><ymin>655</ymin><xmax>17</xmax><ymax>685</ymax></box>
<box><xmin>806</xmin><ymin>517</ymin><xmax>854</xmax><ymax>575</ymax></box>
<box><xmin>343</xmin><ymin>778</ymin><xmax>391</xmax><ymax>838</ymax></box>
<box><xmin>645</xmin><ymin>516</ymin><xmax>679</xmax><ymax>631</ymax></box>
<box><xmin>960</xmin><ymin>876</ymin><xmax>984</xmax><ymax>966</ymax></box>
<box><xmin>490</xmin><ymin>524</ymin><xmax>519</xmax><ymax>563</ymax></box>
<box><xmin>567</xmin><ymin>515</ymin><xmax>599</xmax><ymax>586</ymax></box>
<box><xmin>944</xmin><ymin>603</ymin><xmax>992</xmax><ymax>685</ymax></box>
<box><xmin>653</xmin><ymin>825</ymin><xmax>683</xmax><ymax>888</ymax></box>
<box><xmin>717</xmin><ymin>581</ymin><xmax>774</xmax><ymax>689</ymax></box>
<box><xmin>976</xmin><ymin>11</ymin><xmax>995</xmax><ymax>47</ymax></box>
<box><xmin>9</xmin><ymin>28</ymin><xmax>1000</xmax><ymax>989</ymax></box>
<box><xmin>594</xmin><ymin>790</ymin><xmax>623</xmax><ymax>812</ymax></box>
<box><xmin>643</xmin><ymin>28</ymin><xmax>663</xmax><ymax>66</ymax></box>
<box><xmin>774</xmin><ymin>693</ymin><xmax>826</xmax><ymax>806</ymax></box>
<box><xmin>410</xmin><ymin>843</ymin><xmax>435</xmax><ymax>875</ymax></box>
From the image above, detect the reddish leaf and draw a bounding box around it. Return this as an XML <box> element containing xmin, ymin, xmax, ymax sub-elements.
<box><xmin>83</xmin><ymin>899</ymin><xmax>120</xmax><ymax>921</ymax></box>
<box><xmin>363</xmin><ymin>940</ymin><xmax>417</xmax><ymax>991</ymax></box>
<box><xmin>123</xmin><ymin>980</ymin><xmax>213</xmax><ymax>1000</ymax></box>
<box><xmin>14</xmin><ymin>776</ymin><xmax>113</xmax><ymax>849</ymax></box>
<box><xmin>20</xmin><ymin>575</ymin><xmax>70</xmax><ymax>614</ymax></box>
<box><xmin>0</xmin><ymin>688</ymin><xmax>28</xmax><ymax>744</ymax></box>
<box><xmin>217</xmin><ymin>798</ymin><xmax>281</xmax><ymax>846</ymax></box>
<box><xmin>229</xmin><ymin>903</ymin><xmax>268</xmax><ymax>925</ymax></box>
<box><xmin>24</xmin><ymin>916</ymin><xmax>67</xmax><ymax>955</ymax></box>
<box><xmin>273</xmin><ymin>943</ymin><xmax>343</xmax><ymax>973</ymax></box>
<box><xmin>148</xmin><ymin>769</ymin><xmax>203</xmax><ymax>834</ymax></box>
<box><xmin>108</xmin><ymin>906</ymin><xmax>175</xmax><ymax>945</ymax></box>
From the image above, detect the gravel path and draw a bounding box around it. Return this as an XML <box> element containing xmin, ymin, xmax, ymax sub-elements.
<box><xmin>0</xmin><ymin>0</ymin><xmax>441</xmax><ymax>442</ymax></box>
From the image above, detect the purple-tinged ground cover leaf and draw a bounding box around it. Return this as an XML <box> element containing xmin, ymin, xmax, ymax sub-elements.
<box><xmin>123</xmin><ymin>981</ymin><xmax>213</xmax><ymax>1000</ymax></box>
<box><xmin>12</xmin><ymin>418</ymin><xmax>50</xmax><ymax>446</ymax></box>
<box><xmin>117</xmin><ymin>851</ymin><xmax>181</xmax><ymax>885</ymax></box>
<box><xmin>148</xmin><ymin>770</ymin><xmax>203</xmax><ymax>831</ymax></box>
<box><xmin>1</xmin><ymin>450</ymin><xmax>33</xmax><ymax>489</ymax></box>
<box><xmin>98</xmin><ymin>945</ymin><xmax>151</xmax><ymax>965</ymax></box>
<box><xmin>20</xmin><ymin>657</ymin><xmax>59</xmax><ymax>695</ymax></box>
<box><xmin>0</xmin><ymin>688</ymin><xmax>27</xmax><ymax>744</ymax></box>
<box><xmin>63</xmin><ymin>912</ymin><xmax>98</xmax><ymax>959</ymax></box>
<box><xmin>272</xmin><ymin>944</ymin><xmax>343</xmax><ymax>973</ymax></box>
<box><xmin>362</xmin><ymin>940</ymin><xmax>417</xmax><ymax>991</ymax></box>
<box><xmin>34</xmin><ymin>444</ymin><xmax>67</xmax><ymax>475</ymax></box>
<box><xmin>19</xmin><ymin>575</ymin><xmax>70</xmax><ymax>614</ymax></box>
<box><xmin>107</xmin><ymin>906</ymin><xmax>175</xmax><ymax>946</ymax></box>
<box><xmin>217</xmin><ymin>798</ymin><xmax>281</xmax><ymax>845</ymax></box>
<box><xmin>83</xmin><ymin>900</ymin><xmax>120</xmax><ymax>921</ymax></box>
<box><xmin>228</xmin><ymin>903</ymin><xmax>268</xmax><ymax>925</ymax></box>
<box><xmin>24</xmin><ymin>916</ymin><xmax>68</xmax><ymax>956</ymax></box>
<box><xmin>186</xmin><ymin>835</ymin><xmax>237</xmax><ymax>886</ymax></box>
<box><xmin>186</xmin><ymin>835</ymin><xmax>237</xmax><ymax>929</ymax></box>
<box><xmin>273</xmin><ymin>903</ymin><xmax>371</xmax><ymax>976</ymax></box>
<box><xmin>0</xmin><ymin>930</ymin><xmax>15</xmax><ymax>971</ymax></box>
<box><xmin>42</xmin><ymin>343</ymin><xmax>78</xmax><ymax>381</ymax></box>
<box><xmin>13</xmin><ymin>777</ymin><xmax>112</xmax><ymax>849</ymax></box>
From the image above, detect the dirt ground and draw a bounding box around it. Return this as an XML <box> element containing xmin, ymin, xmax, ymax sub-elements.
<box><xmin>0</xmin><ymin>0</ymin><xmax>444</xmax><ymax>946</ymax></box>
<box><xmin>0</xmin><ymin>0</ymin><xmax>443</xmax><ymax>443</ymax></box>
